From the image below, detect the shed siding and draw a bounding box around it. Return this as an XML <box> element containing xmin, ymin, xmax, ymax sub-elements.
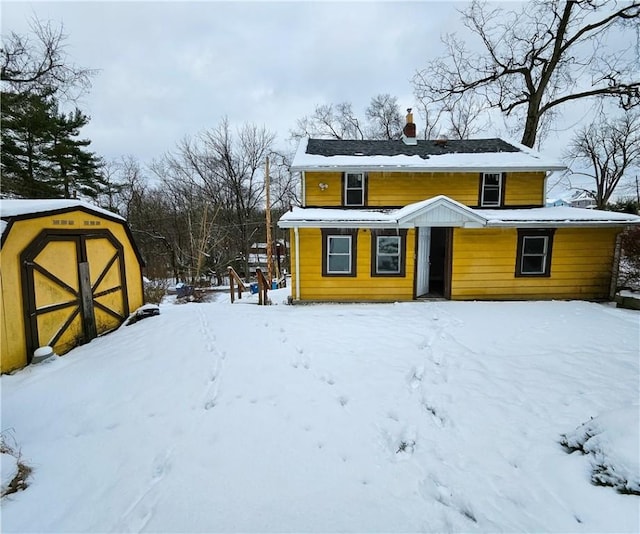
<box><xmin>0</xmin><ymin>210</ymin><xmax>144</xmax><ymax>373</ymax></box>
<box><xmin>451</xmin><ymin>227</ymin><xmax>618</xmax><ymax>300</ymax></box>
<box><xmin>304</xmin><ymin>171</ymin><xmax>545</xmax><ymax>207</ymax></box>
<box><xmin>296</xmin><ymin>227</ymin><xmax>415</xmax><ymax>301</ymax></box>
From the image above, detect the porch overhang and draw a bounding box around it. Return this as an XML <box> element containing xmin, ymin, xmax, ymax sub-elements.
<box><xmin>277</xmin><ymin>196</ymin><xmax>488</xmax><ymax>229</ymax></box>
<box><xmin>394</xmin><ymin>195</ymin><xmax>487</xmax><ymax>229</ymax></box>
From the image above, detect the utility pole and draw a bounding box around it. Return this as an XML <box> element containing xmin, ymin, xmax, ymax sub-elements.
<box><xmin>265</xmin><ymin>156</ymin><xmax>273</xmax><ymax>284</ymax></box>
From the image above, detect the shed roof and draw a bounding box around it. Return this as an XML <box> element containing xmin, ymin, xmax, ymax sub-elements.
<box><xmin>292</xmin><ymin>138</ymin><xmax>566</xmax><ymax>173</ymax></box>
<box><xmin>0</xmin><ymin>199</ymin><xmax>144</xmax><ymax>265</ymax></box>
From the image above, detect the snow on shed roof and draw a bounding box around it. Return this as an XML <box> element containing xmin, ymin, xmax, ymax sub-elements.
<box><xmin>279</xmin><ymin>198</ymin><xmax>640</xmax><ymax>229</ymax></box>
<box><xmin>292</xmin><ymin>137</ymin><xmax>566</xmax><ymax>172</ymax></box>
<box><xmin>0</xmin><ymin>199</ymin><xmax>125</xmax><ymax>240</ymax></box>
<box><xmin>0</xmin><ymin>199</ymin><xmax>124</xmax><ymax>220</ymax></box>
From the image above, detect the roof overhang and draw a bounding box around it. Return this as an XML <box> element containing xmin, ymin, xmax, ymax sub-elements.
<box><xmin>278</xmin><ymin>196</ymin><xmax>488</xmax><ymax>229</ymax></box>
<box><xmin>278</xmin><ymin>199</ymin><xmax>640</xmax><ymax>230</ymax></box>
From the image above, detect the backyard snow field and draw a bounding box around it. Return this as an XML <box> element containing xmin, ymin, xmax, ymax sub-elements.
<box><xmin>1</xmin><ymin>291</ymin><xmax>639</xmax><ymax>533</ymax></box>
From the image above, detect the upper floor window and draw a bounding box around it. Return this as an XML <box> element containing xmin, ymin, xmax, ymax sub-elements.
<box><xmin>480</xmin><ymin>172</ymin><xmax>503</xmax><ymax>207</ymax></box>
<box><xmin>516</xmin><ymin>229</ymin><xmax>554</xmax><ymax>277</ymax></box>
<box><xmin>344</xmin><ymin>172</ymin><xmax>366</xmax><ymax>206</ymax></box>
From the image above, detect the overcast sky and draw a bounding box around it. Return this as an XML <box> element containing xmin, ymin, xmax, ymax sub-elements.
<box><xmin>4</xmin><ymin>1</ymin><xmax>470</xmax><ymax>162</ymax></box>
<box><xmin>3</xmin><ymin>0</ymin><xmax>632</xmax><ymax>198</ymax></box>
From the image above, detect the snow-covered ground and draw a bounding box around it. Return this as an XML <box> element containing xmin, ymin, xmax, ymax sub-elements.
<box><xmin>1</xmin><ymin>290</ymin><xmax>639</xmax><ymax>533</ymax></box>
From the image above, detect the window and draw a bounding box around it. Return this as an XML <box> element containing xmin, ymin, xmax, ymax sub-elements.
<box><xmin>516</xmin><ymin>229</ymin><xmax>554</xmax><ymax>277</ymax></box>
<box><xmin>322</xmin><ymin>229</ymin><xmax>357</xmax><ymax>276</ymax></box>
<box><xmin>480</xmin><ymin>172</ymin><xmax>503</xmax><ymax>207</ymax></box>
<box><xmin>371</xmin><ymin>230</ymin><xmax>407</xmax><ymax>277</ymax></box>
<box><xmin>344</xmin><ymin>172</ymin><xmax>366</xmax><ymax>206</ymax></box>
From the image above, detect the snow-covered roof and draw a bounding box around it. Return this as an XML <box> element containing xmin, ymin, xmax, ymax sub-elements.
<box><xmin>1</xmin><ymin>199</ymin><xmax>123</xmax><ymax>221</ymax></box>
<box><xmin>292</xmin><ymin>137</ymin><xmax>566</xmax><ymax>173</ymax></box>
<box><xmin>278</xmin><ymin>196</ymin><xmax>640</xmax><ymax>229</ymax></box>
<box><xmin>0</xmin><ymin>199</ymin><xmax>125</xmax><ymax>240</ymax></box>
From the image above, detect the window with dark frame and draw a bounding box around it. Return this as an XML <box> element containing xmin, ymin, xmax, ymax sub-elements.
<box><xmin>321</xmin><ymin>229</ymin><xmax>358</xmax><ymax>277</ymax></box>
<box><xmin>480</xmin><ymin>172</ymin><xmax>503</xmax><ymax>207</ymax></box>
<box><xmin>376</xmin><ymin>236</ymin><xmax>400</xmax><ymax>274</ymax></box>
<box><xmin>344</xmin><ymin>173</ymin><xmax>365</xmax><ymax>206</ymax></box>
<box><xmin>516</xmin><ymin>229</ymin><xmax>555</xmax><ymax>277</ymax></box>
<box><xmin>371</xmin><ymin>230</ymin><xmax>407</xmax><ymax>277</ymax></box>
<box><xmin>327</xmin><ymin>235</ymin><xmax>351</xmax><ymax>273</ymax></box>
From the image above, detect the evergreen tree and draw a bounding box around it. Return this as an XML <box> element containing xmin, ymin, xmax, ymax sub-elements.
<box><xmin>47</xmin><ymin>106</ymin><xmax>105</xmax><ymax>199</ymax></box>
<box><xmin>1</xmin><ymin>91</ymin><xmax>105</xmax><ymax>198</ymax></box>
<box><xmin>1</xmin><ymin>90</ymin><xmax>59</xmax><ymax>197</ymax></box>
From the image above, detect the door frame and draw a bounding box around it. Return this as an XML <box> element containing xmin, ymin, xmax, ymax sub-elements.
<box><xmin>414</xmin><ymin>226</ymin><xmax>453</xmax><ymax>299</ymax></box>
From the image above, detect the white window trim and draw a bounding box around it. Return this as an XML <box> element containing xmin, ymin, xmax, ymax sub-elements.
<box><xmin>521</xmin><ymin>235</ymin><xmax>548</xmax><ymax>274</ymax></box>
<box><xmin>345</xmin><ymin>172</ymin><xmax>365</xmax><ymax>206</ymax></box>
<box><xmin>376</xmin><ymin>235</ymin><xmax>401</xmax><ymax>274</ymax></box>
<box><xmin>327</xmin><ymin>235</ymin><xmax>352</xmax><ymax>274</ymax></box>
<box><xmin>481</xmin><ymin>172</ymin><xmax>502</xmax><ymax>207</ymax></box>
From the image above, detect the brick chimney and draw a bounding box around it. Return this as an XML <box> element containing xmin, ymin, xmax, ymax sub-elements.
<box><xmin>402</xmin><ymin>108</ymin><xmax>417</xmax><ymax>145</ymax></box>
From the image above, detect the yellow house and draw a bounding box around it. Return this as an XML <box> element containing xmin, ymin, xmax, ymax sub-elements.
<box><xmin>1</xmin><ymin>200</ymin><xmax>145</xmax><ymax>373</ymax></box>
<box><xmin>278</xmin><ymin>113</ymin><xmax>640</xmax><ymax>303</ymax></box>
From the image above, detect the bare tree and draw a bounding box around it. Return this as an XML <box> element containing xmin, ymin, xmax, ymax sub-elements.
<box><xmin>291</xmin><ymin>94</ymin><xmax>405</xmax><ymax>140</ymax></box>
<box><xmin>566</xmin><ymin>112</ymin><xmax>640</xmax><ymax>208</ymax></box>
<box><xmin>365</xmin><ymin>94</ymin><xmax>403</xmax><ymax>139</ymax></box>
<box><xmin>1</xmin><ymin>17</ymin><xmax>95</xmax><ymax>99</ymax></box>
<box><xmin>413</xmin><ymin>0</ymin><xmax>640</xmax><ymax>148</ymax></box>
<box><xmin>292</xmin><ymin>102</ymin><xmax>365</xmax><ymax>140</ymax></box>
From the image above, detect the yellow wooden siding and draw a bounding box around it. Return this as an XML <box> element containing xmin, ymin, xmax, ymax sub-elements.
<box><xmin>0</xmin><ymin>211</ymin><xmax>144</xmax><ymax>373</ymax></box>
<box><xmin>304</xmin><ymin>172</ymin><xmax>343</xmax><ymax>206</ymax></box>
<box><xmin>294</xmin><ymin>227</ymin><xmax>415</xmax><ymax>301</ymax></box>
<box><xmin>504</xmin><ymin>172</ymin><xmax>545</xmax><ymax>206</ymax></box>
<box><xmin>304</xmin><ymin>171</ymin><xmax>546</xmax><ymax>207</ymax></box>
<box><xmin>451</xmin><ymin>227</ymin><xmax>619</xmax><ymax>300</ymax></box>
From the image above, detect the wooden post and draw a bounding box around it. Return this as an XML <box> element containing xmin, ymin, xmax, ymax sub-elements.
<box><xmin>265</xmin><ymin>156</ymin><xmax>273</xmax><ymax>287</ymax></box>
<box><xmin>228</xmin><ymin>266</ymin><xmax>235</xmax><ymax>303</ymax></box>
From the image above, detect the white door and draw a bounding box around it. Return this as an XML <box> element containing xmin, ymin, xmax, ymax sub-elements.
<box><xmin>416</xmin><ymin>227</ymin><xmax>431</xmax><ymax>296</ymax></box>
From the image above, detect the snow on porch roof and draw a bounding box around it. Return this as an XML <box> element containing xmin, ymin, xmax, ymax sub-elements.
<box><xmin>292</xmin><ymin>137</ymin><xmax>566</xmax><ymax>173</ymax></box>
<box><xmin>278</xmin><ymin>197</ymin><xmax>640</xmax><ymax>229</ymax></box>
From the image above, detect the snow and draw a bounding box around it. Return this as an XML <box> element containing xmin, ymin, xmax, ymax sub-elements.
<box><xmin>1</xmin><ymin>293</ymin><xmax>639</xmax><ymax>532</ymax></box>
<box><xmin>279</xmin><ymin>198</ymin><xmax>640</xmax><ymax>228</ymax></box>
<box><xmin>561</xmin><ymin>406</ymin><xmax>640</xmax><ymax>494</ymax></box>
<box><xmin>476</xmin><ymin>206</ymin><xmax>640</xmax><ymax>225</ymax></box>
<box><xmin>292</xmin><ymin>138</ymin><xmax>566</xmax><ymax>172</ymax></box>
<box><xmin>0</xmin><ymin>199</ymin><xmax>123</xmax><ymax>239</ymax></box>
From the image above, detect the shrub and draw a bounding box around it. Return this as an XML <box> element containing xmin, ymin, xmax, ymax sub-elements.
<box><xmin>618</xmin><ymin>227</ymin><xmax>640</xmax><ymax>290</ymax></box>
<box><xmin>144</xmin><ymin>278</ymin><xmax>169</xmax><ymax>305</ymax></box>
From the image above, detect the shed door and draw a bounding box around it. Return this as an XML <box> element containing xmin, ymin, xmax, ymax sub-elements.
<box><xmin>21</xmin><ymin>230</ymin><xmax>130</xmax><ymax>363</ymax></box>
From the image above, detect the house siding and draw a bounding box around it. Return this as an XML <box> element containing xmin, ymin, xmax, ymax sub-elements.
<box><xmin>451</xmin><ymin>227</ymin><xmax>618</xmax><ymax>300</ymax></box>
<box><xmin>294</xmin><ymin>227</ymin><xmax>415</xmax><ymax>301</ymax></box>
<box><xmin>304</xmin><ymin>171</ymin><xmax>545</xmax><ymax>207</ymax></box>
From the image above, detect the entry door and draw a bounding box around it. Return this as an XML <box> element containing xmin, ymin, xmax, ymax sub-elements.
<box><xmin>20</xmin><ymin>230</ymin><xmax>129</xmax><ymax>362</ymax></box>
<box><xmin>416</xmin><ymin>227</ymin><xmax>431</xmax><ymax>297</ymax></box>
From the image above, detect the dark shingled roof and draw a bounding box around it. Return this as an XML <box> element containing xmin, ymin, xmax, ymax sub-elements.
<box><xmin>306</xmin><ymin>138</ymin><xmax>521</xmax><ymax>159</ymax></box>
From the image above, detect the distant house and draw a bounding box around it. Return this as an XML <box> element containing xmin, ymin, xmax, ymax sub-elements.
<box><xmin>248</xmin><ymin>240</ymin><xmax>287</xmax><ymax>276</ymax></box>
<box><xmin>545</xmin><ymin>198</ymin><xmax>571</xmax><ymax>207</ymax></box>
<box><xmin>278</xmin><ymin>110</ymin><xmax>640</xmax><ymax>302</ymax></box>
<box><xmin>569</xmin><ymin>191</ymin><xmax>597</xmax><ymax>209</ymax></box>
